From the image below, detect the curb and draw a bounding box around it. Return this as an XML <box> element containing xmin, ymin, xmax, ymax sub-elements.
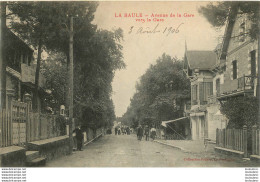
<box><xmin>153</xmin><ymin>140</ymin><xmax>192</xmax><ymax>153</ymax></box>
<box><xmin>83</xmin><ymin>133</ymin><xmax>103</xmax><ymax>146</ymax></box>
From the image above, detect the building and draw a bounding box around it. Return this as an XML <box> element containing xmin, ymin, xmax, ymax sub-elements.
<box><xmin>183</xmin><ymin>50</ymin><xmax>217</xmax><ymax>140</ymax></box>
<box><xmin>206</xmin><ymin>8</ymin><xmax>259</xmax><ymax>141</ymax></box>
<box><xmin>5</xmin><ymin>30</ymin><xmax>47</xmax><ymax>112</ymax></box>
<box><xmin>216</xmin><ymin>10</ymin><xmax>258</xmax><ymax>100</ymax></box>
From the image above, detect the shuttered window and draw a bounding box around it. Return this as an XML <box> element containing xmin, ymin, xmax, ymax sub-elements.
<box><xmin>191</xmin><ymin>84</ymin><xmax>198</xmax><ymax>104</ymax></box>
<box><xmin>233</xmin><ymin>60</ymin><xmax>237</xmax><ymax>79</ymax></box>
<box><xmin>199</xmin><ymin>82</ymin><xmax>213</xmax><ymax>104</ymax></box>
<box><xmin>251</xmin><ymin>50</ymin><xmax>256</xmax><ymax>77</ymax></box>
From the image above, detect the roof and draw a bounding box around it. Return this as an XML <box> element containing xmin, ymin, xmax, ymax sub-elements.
<box><xmin>6</xmin><ymin>29</ymin><xmax>34</xmax><ymax>52</ymax></box>
<box><xmin>218</xmin><ymin>7</ymin><xmax>238</xmax><ymax>60</ymax></box>
<box><xmin>186</xmin><ymin>51</ymin><xmax>217</xmax><ymax>70</ymax></box>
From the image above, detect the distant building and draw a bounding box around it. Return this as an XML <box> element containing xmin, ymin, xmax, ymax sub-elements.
<box><xmin>159</xmin><ymin>90</ymin><xmax>191</xmax><ymax>140</ymax></box>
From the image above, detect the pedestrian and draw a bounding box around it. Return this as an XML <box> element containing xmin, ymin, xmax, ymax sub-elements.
<box><xmin>126</xmin><ymin>127</ymin><xmax>130</xmax><ymax>135</ymax></box>
<box><xmin>122</xmin><ymin>127</ymin><xmax>125</xmax><ymax>135</ymax></box>
<box><xmin>144</xmin><ymin>125</ymin><xmax>149</xmax><ymax>141</ymax></box>
<box><xmin>73</xmin><ymin>126</ymin><xmax>84</xmax><ymax>151</ymax></box>
<box><xmin>137</xmin><ymin>125</ymin><xmax>143</xmax><ymax>141</ymax></box>
<box><xmin>115</xmin><ymin>127</ymin><xmax>118</xmax><ymax>135</ymax></box>
<box><xmin>118</xmin><ymin>127</ymin><xmax>121</xmax><ymax>135</ymax></box>
<box><xmin>150</xmin><ymin>127</ymin><xmax>156</xmax><ymax>140</ymax></box>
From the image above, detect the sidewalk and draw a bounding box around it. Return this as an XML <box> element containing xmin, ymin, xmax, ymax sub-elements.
<box><xmin>154</xmin><ymin>139</ymin><xmax>216</xmax><ymax>156</ymax></box>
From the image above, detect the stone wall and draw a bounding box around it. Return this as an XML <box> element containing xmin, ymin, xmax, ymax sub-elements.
<box><xmin>0</xmin><ymin>146</ymin><xmax>26</xmax><ymax>167</ymax></box>
<box><xmin>27</xmin><ymin>136</ymin><xmax>69</xmax><ymax>162</ymax></box>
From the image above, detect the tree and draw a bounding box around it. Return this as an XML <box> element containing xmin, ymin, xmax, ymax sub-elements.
<box><xmin>7</xmin><ymin>1</ymin><xmax>98</xmax><ymax>111</ymax></box>
<box><xmin>220</xmin><ymin>96</ymin><xmax>259</xmax><ymax>129</ymax></box>
<box><xmin>7</xmin><ymin>2</ymin><xmax>125</xmax><ymax>130</ymax></box>
<box><xmin>41</xmin><ymin>52</ymin><xmax>67</xmax><ymax>112</ymax></box>
<box><xmin>74</xmin><ymin>28</ymin><xmax>125</xmax><ymax>129</ymax></box>
<box><xmin>121</xmin><ymin>54</ymin><xmax>190</xmax><ymax>128</ymax></box>
<box><xmin>199</xmin><ymin>2</ymin><xmax>259</xmax><ymax>39</ymax></box>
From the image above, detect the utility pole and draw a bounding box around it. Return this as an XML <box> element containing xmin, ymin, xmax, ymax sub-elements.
<box><xmin>0</xmin><ymin>2</ymin><xmax>6</xmax><ymax>109</ymax></box>
<box><xmin>68</xmin><ymin>16</ymin><xmax>74</xmax><ymax>154</ymax></box>
<box><xmin>257</xmin><ymin>5</ymin><xmax>260</xmax><ymax>123</ymax></box>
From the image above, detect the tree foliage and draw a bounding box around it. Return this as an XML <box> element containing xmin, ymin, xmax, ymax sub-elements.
<box><xmin>220</xmin><ymin>95</ymin><xmax>259</xmax><ymax>129</ymax></box>
<box><xmin>199</xmin><ymin>1</ymin><xmax>260</xmax><ymax>39</ymax></box>
<box><xmin>41</xmin><ymin>52</ymin><xmax>67</xmax><ymax>111</ymax></box>
<box><xmin>7</xmin><ymin>2</ymin><xmax>124</xmax><ymax>129</ymax></box>
<box><xmin>121</xmin><ymin>54</ymin><xmax>190</xmax><ymax>128</ymax></box>
<box><xmin>7</xmin><ymin>2</ymin><xmax>99</xmax><ymax>111</ymax></box>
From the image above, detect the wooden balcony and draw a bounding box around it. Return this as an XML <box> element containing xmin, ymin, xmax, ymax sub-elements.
<box><xmin>21</xmin><ymin>63</ymin><xmax>46</xmax><ymax>88</ymax></box>
<box><xmin>217</xmin><ymin>75</ymin><xmax>255</xmax><ymax>100</ymax></box>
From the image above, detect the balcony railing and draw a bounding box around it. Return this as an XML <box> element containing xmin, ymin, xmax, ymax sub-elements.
<box><xmin>219</xmin><ymin>75</ymin><xmax>255</xmax><ymax>97</ymax></box>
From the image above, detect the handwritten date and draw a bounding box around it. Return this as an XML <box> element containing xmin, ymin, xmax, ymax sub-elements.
<box><xmin>128</xmin><ymin>23</ymin><xmax>184</xmax><ymax>36</ymax></box>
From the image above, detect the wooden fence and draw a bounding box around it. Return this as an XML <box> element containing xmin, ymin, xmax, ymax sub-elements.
<box><xmin>0</xmin><ymin>100</ymin><xmax>66</xmax><ymax>147</ymax></box>
<box><xmin>252</xmin><ymin>126</ymin><xmax>260</xmax><ymax>156</ymax></box>
<box><xmin>27</xmin><ymin>113</ymin><xmax>64</xmax><ymax>142</ymax></box>
<box><xmin>216</xmin><ymin>126</ymin><xmax>247</xmax><ymax>156</ymax></box>
<box><xmin>0</xmin><ymin>109</ymin><xmax>12</xmax><ymax>147</ymax></box>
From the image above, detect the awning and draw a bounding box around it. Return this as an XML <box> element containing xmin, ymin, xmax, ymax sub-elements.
<box><xmin>214</xmin><ymin>110</ymin><xmax>222</xmax><ymax>116</ymax></box>
<box><xmin>161</xmin><ymin>117</ymin><xmax>188</xmax><ymax>127</ymax></box>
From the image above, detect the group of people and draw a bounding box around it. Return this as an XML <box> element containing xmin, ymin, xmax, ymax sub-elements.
<box><xmin>136</xmin><ymin>125</ymin><xmax>157</xmax><ymax>141</ymax></box>
<box><xmin>115</xmin><ymin>126</ymin><xmax>131</xmax><ymax>135</ymax></box>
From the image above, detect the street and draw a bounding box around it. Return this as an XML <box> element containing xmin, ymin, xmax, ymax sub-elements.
<box><xmin>46</xmin><ymin>134</ymin><xmax>259</xmax><ymax>167</ymax></box>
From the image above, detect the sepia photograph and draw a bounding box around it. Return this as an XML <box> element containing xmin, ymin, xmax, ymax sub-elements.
<box><xmin>0</xmin><ymin>0</ymin><xmax>259</xmax><ymax>173</ymax></box>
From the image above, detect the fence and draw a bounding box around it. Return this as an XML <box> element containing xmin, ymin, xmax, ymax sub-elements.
<box><xmin>11</xmin><ymin>101</ymin><xmax>27</xmax><ymax>146</ymax></box>
<box><xmin>252</xmin><ymin>125</ymin><xmax>260</xmax><ymax>156</ymax></box>
<box><xmin>216</xmin><ymin>126</ymin><xmax>247</xmax><ymax>156</ymax></box>
<box><xmin>27</xmin><ymin>113</ymin><xmax>65</xmax><ymax>142</ymax></box>
<box><xmin>165</xmin><ymin>133</ymin><xmax>184</xmax><ymax>140</ymax></box>
<box><xmin>0</xmin><ymin>100</ymin><xmax>66</xmax><ymax>147</ymax></box>
<box><xmin>0</xmin><ymin>109</ymin><xmax>12</xmax><ymax>147</ymax></box>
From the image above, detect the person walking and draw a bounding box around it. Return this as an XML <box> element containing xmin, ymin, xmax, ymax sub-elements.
<box><xmin>144</xmin><ymin>125</ymin><xmax>149</xmax><ymax>141</ymax></box>
<box><xmin>74</xmin><ymin>126</ymin><xmax>84</xmax><ymax>151</ymax></box>
<box><xmin>118</xmin><ymin>127</ymin><xmax>121</xmax><ymax>135</ymax></box>
<box><xmin>150</xmin><ymin>127</ymin><xmax>156</xmax><ymax>140</ymax></box>
<box><xmin>115</xmin><ymin>127</ymin><xmax>118</xmax><ymax>135</ymax></box>
<box><xmin>137</xmin><ymin>125</ymin><xmax>143</xmax><ymax>141</ymax></box>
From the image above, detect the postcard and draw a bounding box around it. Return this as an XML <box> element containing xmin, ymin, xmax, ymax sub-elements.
<box><xmin>0</xmin><ymin>1</ymin><xmax>259</xmax><ymax>181</ymax></box>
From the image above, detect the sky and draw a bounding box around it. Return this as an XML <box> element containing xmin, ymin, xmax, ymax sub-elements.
<box><xmin>93</xmin><ymin>1</ymin><xmax>224</xmax><ymax>117</ymax></box>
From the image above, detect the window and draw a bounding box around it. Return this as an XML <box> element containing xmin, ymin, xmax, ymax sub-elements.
<box><xmin>216</xmin><ymin>78</ymin><xmax>220</xmax><ymax>96</ymax></box>
<box><xmin>232</xmin><ymin>60</ymin><xmax>237</xmax><ymax>80</ymax></box>
<box><xmin>199</xmin><ymin>82</ymin><xmax>213</xmax><ymax>105</ymax></box>
<box><xmin>251</xmin><ymin>50</ymin><xmax>256</xmax><ymax>77</ymax></box>
<box><xmin>192</xmin><ymin>84</ymin><xmax>198</xmax><ymax>105</ymax></box>
<box><xmin>239</xmin><ymin>22</ymin><xmax>245</xmax><ymax>42</ymax></box>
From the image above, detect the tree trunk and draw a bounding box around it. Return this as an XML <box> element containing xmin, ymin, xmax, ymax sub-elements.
<box><xmin>0</xmin><ymin>2</ymin><xmax>6</xmax><ymax>109</ymax></box>
<box><xmin>65</xmin><ymin>52</ymin><xmax>70</xmax><ymax>116</ymax></box>
<box><xmin>33</xmin><ymin>38</ymin><xmax>42</xmax><ymax>112</ymax></box>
